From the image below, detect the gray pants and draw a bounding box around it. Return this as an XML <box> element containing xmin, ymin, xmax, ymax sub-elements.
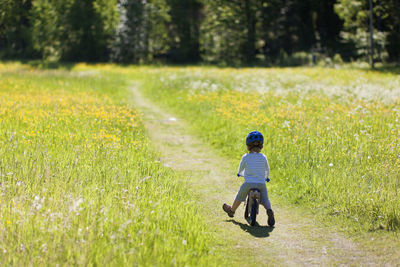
<box><xmin>235</xmin><ymin>182</ymin><xmax>272</xmax><ymax>210</ymax></box>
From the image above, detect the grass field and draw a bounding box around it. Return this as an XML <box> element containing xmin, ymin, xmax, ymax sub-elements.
<box><xmin>0</xmin><ymin>63</ymin><xmax>222</xmax><ymax>265</ymax></box>
<box><xmin>1</xmin><ymin>62</ymin><xmax>399</xmax><ymax>264</ymax></box>
<box><xmin>130</xmin><ymin>66</ymin><xmax>400</xmax><ymax>231</ymax></box>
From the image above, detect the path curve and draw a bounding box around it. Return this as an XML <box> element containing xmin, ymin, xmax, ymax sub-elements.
<box><xmin>130</xmin><ymin>84</ymin><xmax>383</xmax><ymax>266</ymax></box>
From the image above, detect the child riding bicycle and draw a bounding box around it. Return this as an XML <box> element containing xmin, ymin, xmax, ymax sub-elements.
<box><xmin>223</xmin><ymin>131</ymin><xmax>275</xmax><ymax>226</ymax></box>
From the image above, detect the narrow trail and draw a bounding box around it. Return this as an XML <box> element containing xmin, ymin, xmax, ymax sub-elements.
<box><xmin>130</xmin><ymin>85</ymin><xmax>385</xmax><ymax>266</ymax></box>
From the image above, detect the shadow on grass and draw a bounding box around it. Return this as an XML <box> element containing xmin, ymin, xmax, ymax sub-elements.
<box><xmin>226</xmin><ymin>219</ymin><xmax>274</xmax><ymax>238</ymax></box>
<box><xmin>351</xmin><ymin>63</ymin><xmax>400</xmax><ymax>75</ymax></box>
<box><xmin>371</xmin><ymin>65</ymin><xmax>400</xmax><ymax>75</ymax></box>
<box><xmin>11</xmin><ymin>59</ymin><xmax>400</xmax><ymax>75</ymax></box>
<box><xmin>25</xmin><ymin>60</ymin><xmax>77</xmax><ymax>70</ymax></box>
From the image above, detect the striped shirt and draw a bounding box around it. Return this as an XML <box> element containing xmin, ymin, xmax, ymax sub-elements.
<box><xmin>237</xmin><ymin>152</ymin><xmax>270</xmax><ymax>184</ymax></box>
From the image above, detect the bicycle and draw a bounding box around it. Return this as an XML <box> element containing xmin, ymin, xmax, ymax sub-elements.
<box><xmin>244</xmin><ymin>188</ymin><xmax>260</xmax><ymax>226</ymax></box>
<box><xmin>240</xmin><ymin>175</ymin><xmax>270</xmax><ymax>226</ymax></box>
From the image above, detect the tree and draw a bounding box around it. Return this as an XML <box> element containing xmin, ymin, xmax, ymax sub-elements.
<box><xmin>62</xmin><ymin>0</ymin><xmax>118</xmax><ymax>61</ymax></box>
<box><xmin>30</xmin><ymin>0</ymin><xmax>66</xmax><ymax>61</ymax></box>
<box><xmin>112</xmin><ymin>0</ymin><xmax>171</xmax><ymax>63</ymax></box>
<box><xmin>200</xmin><ymin>0</ymin><xmax>250</xmax><ymax>64</ymax></box>
<box><xmin>243</xmin><ymin>0</ymin><xmax>257</xmax><ymax>62</ymax></box>
<box><xmin>258</xmin><ymin>0</ymin><xmax>315</xmax><ymax>62</ymax></box>
<box><xmin>166</xmin><ymin>0</ymin><xmax>203</xmax><ymax>63</ymax></box>
<box><xmin>384</xmin><ymin>0</ymin><xmax>400</xmax><ymax>61</ymax></box>
<box><xmin>30</xmin><ymin>0</ymin><xmax>118</xmax><ymax>61</ymax></box>
<box><xmin>334</xmin><ymin>0</ymin><xmax>395</xmax><ymax>62</ymax></box>
<box><xmin>112</xmin><ymin>0</ymin><xmax>149</xmax><ymax>63</ymax></box>
<box><xmin>312</xmin><ymin>0</ymin><xmax>343</xmax><ymax>54</ymax></box>
<box><xmin>147</xmin><ymin>0</ymin><xmax>171</xmax><ymax>60</ymax></box>
<box><xmin>0</xmin><ymin>0</ymin><xmax>34</xmax><ymax>58</ymax></box>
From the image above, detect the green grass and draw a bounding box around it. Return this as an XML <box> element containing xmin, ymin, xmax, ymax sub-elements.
<box><xmin>1</xmin><ymin>61</ymin><xmax>399</xmax><ymax>264</ymax></box>
<box><xmin>0</xmin><ymin>63</ymin><xmax>223</xmax><ymax>265</ymax></box>
<box><xmin>129</xmin><ymin>66</ymin><xmax>400</xmax><ymax>231</ymax></box>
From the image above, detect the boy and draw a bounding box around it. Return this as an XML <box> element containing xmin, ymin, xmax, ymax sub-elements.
<box><xmin>223</xmin><ymin>131</ymin><xmax>275</xmax><ymax>226</ymax></box>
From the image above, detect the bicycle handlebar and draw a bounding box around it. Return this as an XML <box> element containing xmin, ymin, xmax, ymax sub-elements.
<box><xmin>237</xmin><ymin>173</ymin><xmax>270</xmax><ymax>182</ymax></box>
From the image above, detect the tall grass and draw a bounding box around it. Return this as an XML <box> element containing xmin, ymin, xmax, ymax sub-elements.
<box><xmin>135</xmin><ymin>66</ymin><xmax>400</xmax><ymax>231</ymax></box>
<box><xmin>0</xmin><ymin>63</ymin><xmax>222</xmax><ymax>265</ymax></box>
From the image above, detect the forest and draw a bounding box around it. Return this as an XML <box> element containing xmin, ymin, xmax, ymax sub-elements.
<box><xmin>1</xmin><ymin>0</ymin><xmax>400</xmax><ymax>65</ymax></box>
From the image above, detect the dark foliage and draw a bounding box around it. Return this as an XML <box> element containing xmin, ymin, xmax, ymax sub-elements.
<box><xmin>0</xmin><ymin>0</ymin><xmax>399</xmax><ymax>64</ymax></box>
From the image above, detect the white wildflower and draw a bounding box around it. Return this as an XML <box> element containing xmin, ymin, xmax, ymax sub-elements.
<box><xmin>70</xmin><ymin>198</ymin><xmax>84</xmax><ymax>213</ymax></box>
<box><xmin>33</xmin><ymin>195</ymin><xmax>43</xmax><ymax>211</ymax></box>
<box><xmin>41</xmin><ymin>243</ymin><xmax>48</xmax><ymax>253</ymax></box>
<box><xmin>282</xmin><ymin>120</ymin><xmax>290</xmax><ymax>128</ymax></box>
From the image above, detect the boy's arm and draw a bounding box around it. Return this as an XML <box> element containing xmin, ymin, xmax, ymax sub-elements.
<box><xmin>237</xmin><ymin>155</ymin><xmax>246</xmax><ymax>177</ymax></box>
<box><xmin>265</xmin><ymin>156</ymin><xmax>270</xmax><ymax>179</ymax></box>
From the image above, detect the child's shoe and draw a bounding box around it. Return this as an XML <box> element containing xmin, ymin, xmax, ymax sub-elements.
<box><xmin>267</xmin><ymin>209</ymin><xmax>275</xmax><ymax>226</ymax></box>
<box><xmin>222</xmin><ymin>203</ymin><xmax>235</xmax><ymax>218</ymax></box>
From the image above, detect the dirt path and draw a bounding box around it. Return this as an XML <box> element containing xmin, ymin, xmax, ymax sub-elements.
<box><xmin>130</xmin><ymin>85</ymin><xmax>387</xmax><ymax>266</ymax></box>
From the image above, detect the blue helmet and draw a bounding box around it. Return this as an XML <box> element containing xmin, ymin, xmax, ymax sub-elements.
<box><xmin>246</xmin><ymin>131</ymin><xmax>264</xmax><ymax>146</ymax></box>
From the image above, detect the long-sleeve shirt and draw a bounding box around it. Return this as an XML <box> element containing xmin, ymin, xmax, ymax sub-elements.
<box><xmin>237</xmin><ymin>152</ymin><xmax>270</xmax><ymax>184</ymax></box>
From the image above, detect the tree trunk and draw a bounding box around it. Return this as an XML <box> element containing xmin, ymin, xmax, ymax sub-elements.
<box><xmin>244</xmin><ymin>0</ymin><xmax>256</xmax><ymax>63</ymax></box>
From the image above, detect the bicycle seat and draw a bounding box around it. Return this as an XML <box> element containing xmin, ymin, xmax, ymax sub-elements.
<box><xmin>248</xmin><ymin>189</ymin><xmax>261</xmax><ymax>200</ymax></box>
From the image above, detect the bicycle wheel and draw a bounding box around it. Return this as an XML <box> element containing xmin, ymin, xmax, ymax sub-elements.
<box><xmin>244</xmin><ymin>196</ymin><xmax>250</xmax><ymax>219</ymax></box>
<box><xmin>250</xmin><ymin>199</ymin><xmax>258</xmax><ymax>226</ymax></box>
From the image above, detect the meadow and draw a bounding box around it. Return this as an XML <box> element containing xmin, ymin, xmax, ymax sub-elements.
<box><xmin>1</xmin><ymin>62</ymin><xmax>399</xmax><ymax>265</ymax></box>
<box><xmin>132</xmin><ymin>66</ymin><xmax>400</xmax><ymax>231</ymax></box>
<box><xmin>0</xmin><ymin>63</ymin><xmax>222</xmax><ymax>265</ymax></box>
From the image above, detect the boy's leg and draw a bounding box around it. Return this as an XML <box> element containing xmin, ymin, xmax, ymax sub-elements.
<box><xmin>261</xmin><ymin>200</ymin><xmax>272</xmax><ymax>211</ymax></box>
<box><xmin>222</xmin><ymin>200</ymin><xmax>241</xmax><ymax>218</ymax></box>
<box><xmin>261</xmin><ymin>201</ymin><xmax>275</xmax><ymax>226</ymax></box>
<box><xmin>267</xmin><ymin>209</ymin><xmax>275</xmax><ymax>226</ymax></box>
<box><xmin>222</xmin><ymin>203</ymin><xmax>235</xmax><ymax>217</ymax></box>
<box><xmin>259</xmin><ymin>185</ymin><xmax>272</xmax><ymax>210</ymax></box>
<box><xmin>223</xmin><ymin>183</ymin><xmax>249</xmax><ymax>217</ymax></box>
<box><xmin>259</xmin><ymin>186</ymin><xmax>275</xmax><ymax>226</ymax></box>
<box><xmin>231</xmin><ymin>200</ymin><xmax>241</xmax><ymax>212</ymax></box>
<box><xmin>261</xmin><ymin>202</ymin><xmax>275</xmax><ymax>226</ymax></box>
